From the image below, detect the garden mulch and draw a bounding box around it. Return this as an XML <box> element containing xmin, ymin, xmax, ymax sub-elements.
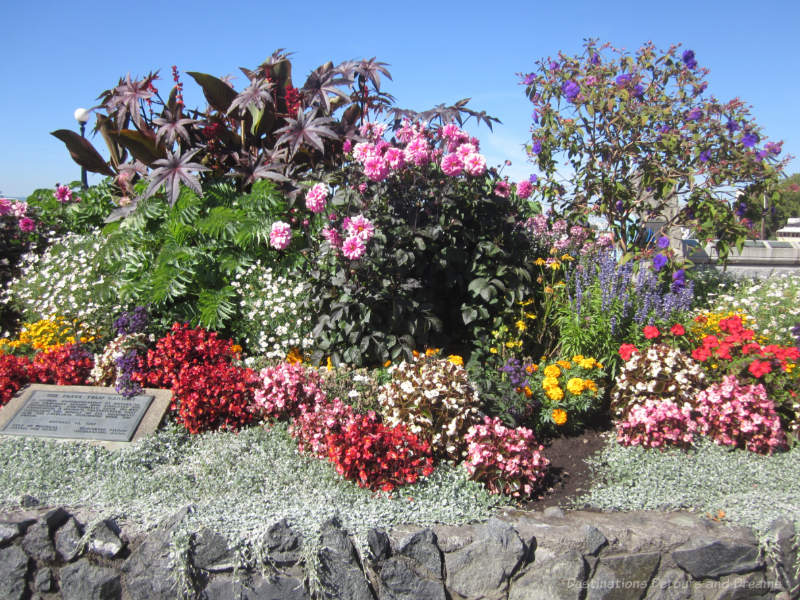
<box><xmin>524</xmin><ymin>424</ymin><xmax>613</xmax><ymax>510</ymax></box>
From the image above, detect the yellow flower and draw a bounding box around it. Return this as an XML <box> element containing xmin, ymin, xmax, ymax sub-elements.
<box><xmin>285</xmin><ymin>348</ymin><xmax>303</xmax><ymax>364</ymax></box>
<box><xmin>505</xmin><ymin>340</ymin><xmax>522</xmax><ymax>349</ymax></box>
<box><xmin>515</xmin><ymin>320</ymin><xmax>527</xmax><ymax>332</ymax></box>
<box><xmin>548</xmin><ymin>261</ymin><xmax>561</xmax><ymax>270</ymax></box>
<box><xmin>543</xmin><ymin>364</ymin><xmax>561</xmax><ymax>378</ymax></box>
<box><xmin>413</xmin><ymin>350</ymin><xmax>421</xmax><ymax>358</ymax></box>
<box><xmin>552</xmin><ymin>408</ymin><xmax>567</xmax><ymax>426</ymax></box>
<box><xmin>542</xmin><ymin>376</ymin><xmax>560</xmax><ymax>389</ymax></box>
<box><xmin>384</xmin><ymin>359</ymin><xmax>392</xmax><ymax>367</ymax></box>
<box><xmin>546</xmin><ymin>386</ymin><xmax>564</xmax><ymax>401</ymax></box>
<box><xmin>566</xmin><ymin>377</ymin><xmax>584</xmax><ymax>395</ymax></box>
<box><xmin>525</xmin><ymin>312</ymin><xmax>537</xmax><ymax>320</ymax></box>
<box><xmin>572</xmin><ymin>354</ymin><xmax>585</xmax><ymax>362</ymax></box>
<box><xmin>327</xmin><ymin>357</ymin><xmax>334</xmax><ymax>371</ymax></box>
<box><xmin>447</xmin><ymin>354</ymin><xmax>463</xmax><ymax>366</ymax></box>
<box><xmin>525</xmin><ymin>363</ymin><xmax>538</xmax><ymax>374</ymax></box>
<box><xmin>425</xmin><ymin>347</ymin><xmax>440</xmax><ymax>357</ymax></box>
<box><xmin>579</xmin><ymin>358</ymin><xmax>597</xmax><ymax>369</ymax></box>
<box><xmin>489</xmin><ymin>347</ymin><xmax>498</xmax><ymax>354</ymax></box>
<box><xmin>518</xmin><ymin>298</ymin><xmax>534</xmax><ymax>307</ymax></box>
<box><xmin>231</xmin><ymin>344</ymin><xmax>243</xmax><ymax>355</ymax></box>
<box><xmin>534</xmin><ymin>258</ymin><xmax>546</xmax><ymax>266</ymax></box>
<box><xmin>544</xmin><ymin>286</ymin><xmax>554</xmax><ymax>294</ymax></box>
<box><xmin>561</xmin><ymin>254</ymin><xmax>574</xmax><ymax>261</ymax></box>
<box><xmin>583</xmin><ymin>379</ymin><xmax>598</xmax><ymax>393</ymax></box>
<box><xmin>557</xmin><ymin>360</ymin><xmax>572</xmax><ymax>370</ymax></box>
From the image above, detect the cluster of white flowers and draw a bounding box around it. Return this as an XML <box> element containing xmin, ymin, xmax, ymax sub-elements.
<box><xmin>702</xmin><ymin>273</ymin><xmax>800</xmax><ymax>345</ymax></box>
<box><xmin>89</xmin><ymin>333</ymin><xmax>148</xmax><ymax>386</ymax></box>
<box><xmin>378</xmin><ymin>353</ymin><xmax>483</xmax><ymax>460</ymax></box>
<box><xmin>611</xmin><ymin>343</ymin><xmax>707</xmax><ymax>419</ymax></box>
<box><xmin>1</xmin><ymin>232</ymin><xmax>125</xmax><ymax>334</ymax></box>
<box><xmin>229</xmin><ymin>261</ymin><xmax>314</xmax><ymax>360</ymax></box>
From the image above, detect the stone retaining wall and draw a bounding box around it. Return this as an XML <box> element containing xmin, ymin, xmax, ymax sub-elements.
<box><xmin>0</xmin><ymin>502</ymin><xmax>797</xmax><ymax>600</ymax></box>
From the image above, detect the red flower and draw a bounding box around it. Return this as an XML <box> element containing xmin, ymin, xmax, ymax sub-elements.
<box><xmin>747</xmin><ymin>360</ymin><xmax>772</xmax><ymax>378</ymax></box>
<box><xmin>619</xmin><ymin>344</ymin><xmax>638</xmax><ymax>361</ymax></box>
<box><xmin>670</xmin><ymin>323</ymin><xmax>685</xmax><ymax>336</ymax></box>
<box><xmin>643</xmin><ymin>326</ymin><xmax>660</xmax><ymax>340</ymax></box>
<box><xmin>692</xmin><ymin>346</ymin><xmax>712</xmax><ymax>362</ymax></box>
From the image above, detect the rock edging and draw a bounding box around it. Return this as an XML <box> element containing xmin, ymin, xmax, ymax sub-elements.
<box><xmin>0</xmin><ymin>502</ymin><xmax>797</xmax><ymax>599</ymax></box>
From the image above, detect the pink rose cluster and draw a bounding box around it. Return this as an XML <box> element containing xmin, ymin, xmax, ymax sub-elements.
<box><xmin>463</xmin><ymin>416</ymin><xmax>550</xmax><ymax>498</ymax></box>
<box><xmin>0</xmin><ymin>198</ymin><xmax>36</xmax><ymax>232</ymax></box>
<box><xmin>616</xmin><ymin>375</ymin><xmax>787</xmax><ymax>454</ymax></box>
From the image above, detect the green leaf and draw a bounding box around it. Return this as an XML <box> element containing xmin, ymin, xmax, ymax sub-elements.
<box><xmin>462</xmin><ymin>305</ymin><xmax>478</xmax><ymax>325</ymax></box>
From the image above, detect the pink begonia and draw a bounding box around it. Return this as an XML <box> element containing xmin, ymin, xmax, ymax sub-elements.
<box><xmin>616</xmin><ymin>399</ymin><xmax>697</xmax><ymax>449</ymax></box>
<box><xmin>254</xmin><ymin>362</ymin><xmax>327</xmax><ymax>421</ymax></box>
<box><xmin>0</xmin><ymin>198</ymin><xmax>11</xmax><ymax>215</ymax></box>
<box><xmin>10</xmin><ymin>201</ymin><xmax>27</xmax><ymax>218</ymax></box>
<box><xmin>342</xmin><ymin>235</ymin><xmax>366</xmax><ymax>260</ymax></box>
<box><xmin>516</xmin><ymin>180</ymin><xmax>533</xmax><ymax>199</ymax></box>
<box><xmin>384</xmin><ymin>147</ymin><xmax>406</xmax><ymax>170</ymax></box>
<box><xmin>363</xmin><ymin>156</ymin><xmax>389</xmax><ymax>181</ymax></box>
<box><xmin>290</xmin><ymin>396</ymin><xmax>356</xmax><ymax>458</ymax></box>
<box><xmin>305</xmin><ymin>183</ymin><xmax>329</xmax><ymax>214</ymax></box>
<box><xmin>18</xmin><ymin>217</ymin><xmax>36</xmax><ymax>232</ymax></box>
<box><xmin>269</xmin><ymin>221</ymin><xmax>292</xmax><ymax>250</ymax></box>
<box><xmin>494</xmin><ymin>181</ymin><xmax>511</xmax><ymax>198</ymax></box>
<box><xmin>440</xmin><ymin>153</ymin><xmax>464</xmax><ymax>176</ymax></box>
<box><xmin>344</xmin><ymin>214</ymin><xmax>375</xmax><ymax>242</ymax></box>
<box><xmin>54</xmin><ymin>185</ymin><xmax>73</xmax><ymax>203</ymax></box>
<box><xmin>463</xmin><ymin>153</ymin><xmax>486</xmax><ymax>176</ymax></box>
<box><xmin>403</xmin><ymin>136</ymin><xmax>431</xmax><ymax>166</ymax></box>
<box><xmin>321</xmin><ymin>226</ymin><xmax>343</xmax><ymax>248</ymax></box>
<box><xmin>464</xmin><ymin>416</ymin><xmax>550</xmax><ymax>498</ymax></box>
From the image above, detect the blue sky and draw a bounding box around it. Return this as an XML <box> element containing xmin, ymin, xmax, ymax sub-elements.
<box><xmin>1</xmin><ymin>0</ymin><xmax>798</xmax><ymax>198</ymax></box>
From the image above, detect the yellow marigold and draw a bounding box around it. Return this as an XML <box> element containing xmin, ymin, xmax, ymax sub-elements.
<box><xmin>447</xmin><ymin>354</ymin><xmax>463</xmax><ymax>366</ymax></box>
<box><xmin>552</xmin><ymin>408</ymin><xmax>567</xmax><ymax>426</ymax></box>
<box><xmin>579</xmin><ymin>358</ymin><xmax>597</xmax><ymax>369</ymax></box>
<box><xmin>543</xmin><ymin>364</ymin><xmax>561</xmax><ymax>378</ymax></box>
<box><xmin>515</xmin><ymin>320</ymin><xmax>527</xmax><ymax>332</ymax></box>
<box><xmin>285</xmin><ymin>348</ymin><xmax>303</xmax><ymax>364</ymax></box>
<box><xmin>566</xmin><ymin>377</ymin><xmax>584</xmax><ymax>395</ymax></box>
<box><xmin>572</xmin><ymin>354</ymin><xmax>585</xmax><ymax>362</ymax></box>
<box><xmin>542</xmin><ymin>376</ymin><xmax>560</xmax><ymax>389</ymax></box>
<box><xmin>425</xmin><ymin>347</ymin><xmax>440</xmax><ymax>357</ymax></box>
<box><xmin>525</xmin><ymin>363</ymin><xmax>538</xmax><ymax>374</ymax></box>
<box><xmin>557</xmin><ymin>360</ymin><xmax>572</xmax><ymax>370</ymax></box>
<box><xmin>384</xmin><ymin>359</ymin><xmax>392</xmax><ymax>367</ymax></box>
<box><xmin>534</xmin><ymin>258</ymin><xmax>546</xmax><ymax>266</ymax></box>
<box><xmin>546</xmin><ymin>386</ymin><xmax>564</xmax><ymax>401</ymax></box>
<box><xmin>583</xmin><ymin>379</ymin><xmax>598</xmax><ymax>393</ymax></box>
<box><xmin>231</xmin><ymin>344</ymin><xmax>243</xmax><ymax>355</ymax></box>
<box><xmin>413</xmin><ymin>350</ymin><xmax>421</xmax><ymax>358</ymax></box>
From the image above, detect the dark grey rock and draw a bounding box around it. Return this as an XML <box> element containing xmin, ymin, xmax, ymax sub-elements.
<box><xmin>379</xmin><ymin>556</ymin><xmax>446</xmax><ymax>600</ymax></box>
<box><xmin>397</xmin><ymin>529</ymin><xmax>442</xmax><ymax>581</ymax></box>
<box><xmin>587</xmin><ymin>552</ymin><xmax>661</xmax><ymax>599</ymax></box>
<box><xmin>34</xmin><ymin>566</ymin><xmax>55</xmax><ymax>593</ymax></box>
<box><xmin>763</xmin><ymin>517</ymin><xmax>797</xmax><ymax>593</ymax></box>
<box><xmin>0</xmin><ymin>519</ymin><xmax>33</xmax><ymax>546</ymax></box>
<box><xmin>55</xmin><ymin>516</ymin><xmax>83</xmax><ymax>561</ymax></box>
<box><xmin>711</xmin><ymin>572</ymin><xmax>774</xmax><ymax>600</ymax></box>
<box><xmin>445</xmin><ymin>517</ymin><xmax>527</xmax><ymax>600</ymax></box>
<box><xmin>121</xmin><ymin>507</ymin><xmax>193</xmax><ymax>600</ymax></box>
<box><xmin>672</xmin><ymin>539</ymin><xmax>763</xmax><ymax>579</ymax></box>
<box><xmin>43</xmin><ymin>506</ymin><xmax>70</xmax><ymax>532</ymax></box>
<box><xmin>543</xmin><ymin>506</ymin><xmax>565</xmax><ymax>519</ymax></box>
<box><xmin>265</xmin><ymin>518</ymin><xmax>302</xmax><ymax>566</ymax></box>
<box><xmin>61</xmin><ymin>558</ymin><xmax>122</xmax><ymax>600</ymax></box>
<box><xmin>88</xmin><ymin>519</ymin><xmax>126</xmax><ymax>559</ymax></box>
<box><xmin>583</xmin><ymin>524</ymin><xmax>609</xmax><ymax>556</ymax></box>
<box><xmin>643</xmin><ymin>568</ymin><xmax>692</xmax><ymax>600</ymax></box>
<box><xmin>509</xmin><ymin>549</ymin><xmax>588</xmax><ymax>600</ymax></box>
<box><xmin>368</xmin><ymin>528</ymin><xmax>392</xmax><ymax>563</ymax></box>
<box><xmin>205</xmin><ymin>574</ymin><xmax>309</xmax><ymax>600</ymax></box>
<box><xmin>0</xmin><ymin>544</ymin><xmax>30</xmax><ymax>600</ymax></box>
<box><xmin>21</xmin><ymin>521</ymin><xmax>56</xmax><ymax>562</ymax></box>
<box><xmin>317</xmin><ymin>517</ymin><xmax>374</xmax><ymax>600</ymax></box>
<box><xmin>194</xmin><ymin>528</ymin><xmax>236</xmax><ymax>572</ymax></box>
<box><xmin>19</xmin><ymin>494</ymin><xmax>40</xmax><ymax>507</ymax></box>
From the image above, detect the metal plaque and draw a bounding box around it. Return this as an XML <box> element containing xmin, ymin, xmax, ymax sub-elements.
<box><xmin>1</xmin><ymin>390</ymin><xmax>154</xmax><ymax>442</ymax></box>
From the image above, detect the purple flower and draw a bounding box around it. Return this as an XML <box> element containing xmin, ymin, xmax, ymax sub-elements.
<box><xmin>686</xmin><ymin>108</ymin><xmax>703</xmax><ymax>121</ymax></box>
<box><xmin>699</xmin><ymin>150</ymin><xmax>711</xmax><ymax>163</ymax></box>
<box><xmin>529</xmin><ymin>174</ymin><xmax>538</xmax><ymax>183</ymax></box>
<box><xmin>523</xmin><ymin>73</ymin><xmax>535</xmax><ymax>85</ymax></box>
<box><xmin>562</xmin><ymin>80</ymin><xmax>580</xmax><ymax>99</ymax></box>
<box><xmin>531</xmin><ymin>109</ymin><xmax>540</xmax><ymax>123</ymax></box>
<box><xmin>735</xmin><ymin>201</ymin><xmax>748</xmax><ymax>217</ymax></box>
<box><xmin>742</xmin><ymin>133</ymin><xmax>759</xmax><ymax>148</ymax></box>
<box><xmin>764</xmin><ymin>141</ymin><xmax>782</xmax><ymax>155</ymax></box>
<box><xmin>549</xmin><ymin>60</ymin><xmax>560</xmax><ymax>71</ymax></box>
<box><xmin>757</xmin><ymin>149</ymin><xmax>768</xmax><ymax>160</ymax></box>
<box><xmin>615</xmin><ymin>73</ymin><xmax>632</xmax><ymax>87</ymax></box>
<box><xmin>615</xmin><ymin>200</ymin><xmax>624</xmax><ymax>212</ymax></box>
<box><xmin>726</xmin><ymin>119</ymin><xmax>739</xmax><ymax>134</ymax></box>
<box><xmin>590</xmin><ymin>53</ymin><xmax>601</xmax><ymax>65</ymax></box>
<box><xmin>631</xmin><ymin>84</ymin><xmax>644</xmax><ymax>98</ymax></box>
<box><xmin>531</xmin><ymin>139</ymin><xmax>542</xmax><ymax>155</ymax></box>
<box><xmin>657</xmin><ymin>236</ymin><xmax>670</xmax><ymax>249</ymax></box>
<box><xmin>653</xmin><ymin>253</ymin><xmax>668</xmax><ymax>271</ymax></box>
<box><xmin>682</xmin><ymin>49</ymin><xmax>697</xmax><ymax>69</ymax></box>
<box><xmin>660</xmin><ymin>125</ymin><xmax>670</xmax><ymax>133</ymax></box>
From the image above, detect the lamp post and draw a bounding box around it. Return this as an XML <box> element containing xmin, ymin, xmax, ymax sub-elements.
<box><xmin>73</xmin><ymin>108</ymin><xmax>90</xmax><ymax>190</ymax></box>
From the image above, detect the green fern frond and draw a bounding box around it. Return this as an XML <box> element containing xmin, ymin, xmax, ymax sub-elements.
<box><xmin>197</xmin><ymin>285</ymin><xmax>237</xmax><ymax>330</ymax></box>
